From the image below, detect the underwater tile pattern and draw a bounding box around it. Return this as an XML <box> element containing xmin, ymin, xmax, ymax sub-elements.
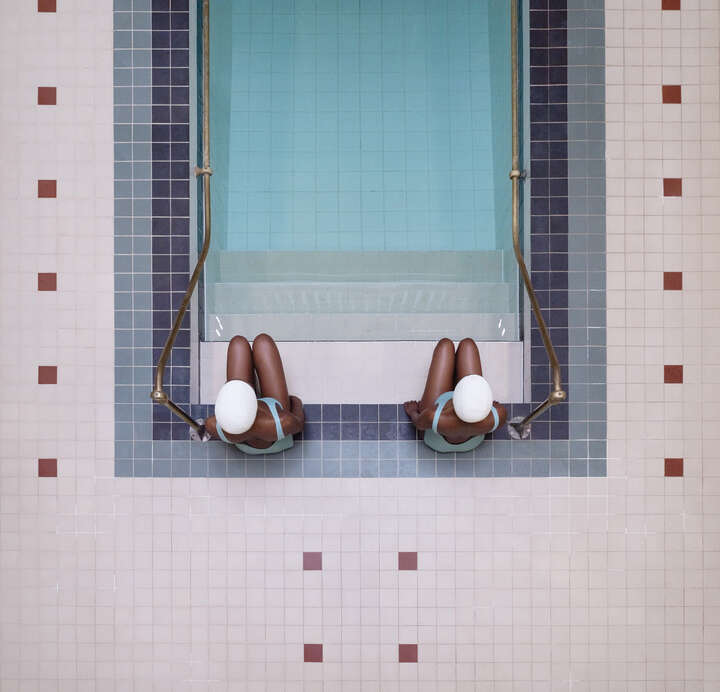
<box><xmin>211</xmin><ymin>0</ymin><xmax>510</xmax><ymax>254</ymax></box>
<box><xmin>115</xmin><ymin>0</ymin><xmax>606</xmax><ymax>477</ymax></box>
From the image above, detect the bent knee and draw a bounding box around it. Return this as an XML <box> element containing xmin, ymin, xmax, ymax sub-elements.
<box><xmin>229</xmin><ymin>335</ymin><xmax>250</xmax><ymax>347</ymax></box>
<box><xmin>435</xmin><ymin>337</ymin><xmax>454</xmax><ymax>353</ymax></box>
<box><xmin>252</xmin><ymin>333</ymin><xmax>274</xmax><ymax>349</ymax></box>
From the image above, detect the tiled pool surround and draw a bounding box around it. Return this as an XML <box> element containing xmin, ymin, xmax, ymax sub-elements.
<box><xmin>114</xmin><ymin>0</ymin><xmax>606</xmax><ymax>477</ymax></box>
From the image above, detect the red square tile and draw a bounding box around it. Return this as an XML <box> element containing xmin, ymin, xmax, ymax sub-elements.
<box><xmin>662</xmin><ymin>0</ymin><xmax>680</xmax><ymax>8</ymax></box>
<box><xmin>303</xmin><ymin>552</ymin><xmax>322</xmax><ymax>570</ymax></box>
<box><xmin>398</xmin><ymin>552</ymin><xmax>418</xmax><ymax>570</ymax></box>
<box><xmin>37</xmin><ymin>273</ymin><xmax>57</xmax><ymax>291</ymax></box>
<box><xmin>665</xmin><ymin>458</ymin><xmax>684</xmax><ymax>477</ymax></box>
<box><xmin>664</xmin><ymin>365</ymin><xmax>683</xmax><ymax>384</ymax></box>
<box><xmin>38</xmin><ymin>0</ymin><xmax>57</xmax><ymax>11</ymax></box>
<box><xmin>662</xmin><ymin>85</ymin><xmax>681</xmax><ymax>104</ymax></box>
<box><xmin>663</xmin><ymin>178</ymin><xmax>682</xmax><ymax>197</ymax></box>
<box><xmin>38</xmin><ymin>366</ymin><xmax>57</xmax><ymax>384</ymax></box>
<box><xmin>38</xmin><ymin>458</ymin><xmax>57</xmax><ymax>477</ymax></box>
<box><xmin>38</xmin><ymin>180</ymin><xmax>57</xmax><ymax>198</ymax></box>
<box><xmin>304</xmin><ymin>644</ymin><xmax>323</xmax><ymax>663</ymax></box>
<box><xmin>399</xmin><ymin>644</ymin><xmax>418</xmax><ymax>663</ymax></box>
<box><xmin>37</xmin><ymin>87</ymin><xmax>57</xmax><ymax>105</ymax></box>
<box><xmin>663</xmin><ymin>271</ymin><xmax>682</xmax><ymax>290</ymax></box>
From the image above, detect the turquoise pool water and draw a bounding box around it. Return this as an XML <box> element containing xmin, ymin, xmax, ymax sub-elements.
<box><xmin>204</xmin><ymin>0</ymin><xmax>518</xmax><ymax>341</ymax></box>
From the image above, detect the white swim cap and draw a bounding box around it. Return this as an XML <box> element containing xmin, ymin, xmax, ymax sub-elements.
<box><xmin>215</xmin><ymin>380</ymin><xmax>258</xmax><ymax>435</ymax></box>
<box><xmin>453</xmin><ymin>374</ymin><xmax>493</xmax><ymax>423</ymax></box>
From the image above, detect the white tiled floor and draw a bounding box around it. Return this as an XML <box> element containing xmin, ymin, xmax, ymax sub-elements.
<box><xmin>1</xmin><ymin>0</ymin><xmax>720</xmax><ymax>689</ymax></box>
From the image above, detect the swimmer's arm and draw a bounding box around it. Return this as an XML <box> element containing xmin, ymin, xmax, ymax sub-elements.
<box><xmin>204</xmin><ymin>415</ymin><xmax>219</xmax><ymax>439</ymax></box>
<box><xmin>494</xmin><ymin>402</ymin><xmax>508</xmax><ymax>428</ymax></box>
<box><xmin>289</xmin><ymin>395</ymin><xmax>305</xmax><ymax>427</ymax></box>
<box><xmin>404</xmin><ymin>401</ymin><xmax>434</xmax><ymax>430</ymax></box>
<box><xmin>206</xmin><ymin>413</ymin><xmax>274</xmax><ymax>443</ymax></box>
<box><xmin>204</xmin><ymin>414</ymin><xmax>253</xmax><ymax>443</ymax></box>
<box><xmin>466</xmin><ymin>401</ymin><xmax>507</xmax><ymax>434</ymax></box>
<box><xmin>277</xmin><ymin>396</ymin><xmax>305</xmax><ymax>436</ymax></box>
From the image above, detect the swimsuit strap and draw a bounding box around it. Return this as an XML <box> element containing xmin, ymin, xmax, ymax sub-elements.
<box><xmin>432</xmin><ymin>392</ymin><xmax>502</xmax><ymax>434</ymax></box>
<box><xmin>217</xmin><ymin>397</ymin><xmax>285</xmax><ymax>443</ymax></box>
<box><xmin>489</xmin><ymin>405</ymin><xmax>500</xmax><ymax>432</ymax></box>
<box><xmin>431</xmin><ymin>391</ymin><xmax>455</xmax><ymax>433</ymax></box>
<box><xmin>258</xmin><ymin>396</ymin><xmax>285</xmax><ymax>440</ymax></box>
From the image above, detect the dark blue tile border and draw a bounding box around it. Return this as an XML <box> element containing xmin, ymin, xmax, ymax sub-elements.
<box><xmin>528</xmin><ymin>0</ymin><xmax>569</xmax><ymax>440</ymax></box>
<box><xmin>188</xmin><ymin>403</ymin><xmax>535</xmax><ymax>442</ymax></box>
<box><xmin>152</xmin><ymin>0</ymin><xmax>192</xmax><ymax>440</ymax></box>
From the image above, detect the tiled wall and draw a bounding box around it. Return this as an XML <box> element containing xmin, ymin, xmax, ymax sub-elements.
<box><xmin>114</xmin><ymin>0</ymin><xmax>607</xmax><ymax>477</ymax></box>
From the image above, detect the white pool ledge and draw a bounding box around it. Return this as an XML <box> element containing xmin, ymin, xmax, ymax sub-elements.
<box><xmin>200</xmin><ymin>340</ymin><xmax>524</xmax><ymax>405</ymax></box>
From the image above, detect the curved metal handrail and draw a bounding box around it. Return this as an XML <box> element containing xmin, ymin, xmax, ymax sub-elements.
<box><xmin>151</xmin><ymin>0</ymin><xmax>212</xmax><ymax>435</ymax></box>
<box><xmin>507</xmin><ymin>0</ymin><xmax>566</xmax><ymax>439</ymax></box>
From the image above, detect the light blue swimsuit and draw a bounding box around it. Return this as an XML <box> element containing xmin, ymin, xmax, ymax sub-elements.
<box><xmin>217</xmin><ymin>396</ymin><xmax>294</xmax><ymax>455</ymax></box>
<box><xmin>423</xmin><ymin>391</ymin><xmax>500</xmax><ymax>454</ymax></box>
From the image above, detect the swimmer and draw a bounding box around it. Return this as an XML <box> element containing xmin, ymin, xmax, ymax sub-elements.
<box><xmin>203</xmin><ymin>333</ymin><xmax>304</xmax><ymax>454</ymax></box>
<box><xmin>404</xmin><ymin>338</ymin><xmax>507</xmax><ymax>453</ymax></box>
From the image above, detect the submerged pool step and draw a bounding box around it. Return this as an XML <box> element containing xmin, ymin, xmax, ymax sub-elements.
<box><xmin>217</xmin><ymin>250</ymin><xmax>512</xmax><ymax>283</ymax></box>
<box><xmin>210</xmin><ymin>280</ymin><xmax>516</xmax><ymax>315</ymax></box>
<box><xmin>209</xmin><ymin>249</ymin><xmax>519</xmax><ymax>340</ymax></box>
<box><xmin>206</xmin><ymin>311</ymin><xmax>519</xmax><ymax>342</ymax></box>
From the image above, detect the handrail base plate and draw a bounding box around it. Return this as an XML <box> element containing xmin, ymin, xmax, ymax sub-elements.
<box><xmin>508</xmin><ymin>417</ymin><xmax>532</xmax><ymax>440</ymax></box>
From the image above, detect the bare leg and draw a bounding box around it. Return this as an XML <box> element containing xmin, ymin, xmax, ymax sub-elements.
<box><xmin>226</xmin><ymin>335</ymin><xmax>254</xmax><ymax>387</ymax></box>
<box><xmin>454</xmin><ymin>338</ymin><xmax>483</xmax><ymax>385</ymax></box>
<box><xmin>419</xmin><ymin>338</ymin><xmax>455</xmax><ymax>411</ymax></box>
<box><xmin>252</xmin><ymin>333</ymin><xmax>290</xmax><ymax>409</ymax></box>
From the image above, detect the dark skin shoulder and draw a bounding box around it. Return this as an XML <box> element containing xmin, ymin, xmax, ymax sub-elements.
<box><xmin>404</xmin><ymin>399</ymin><xmax>507</xmax><ymax>444</ymax></box>
<box><xmin>205</xmin><ymin>395</ymin><xmax>305</xmax><ymax>448</ymax></box>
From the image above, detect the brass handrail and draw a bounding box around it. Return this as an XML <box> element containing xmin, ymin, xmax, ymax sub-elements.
<box><xmin>507</xmin><ymin>0</ymin><xmax>566</xmax><ymax>439</ymax></box>
<box><xmin>150</xmin><ymin>0</ymin><xmax>212</xmax><ymax>435</ymax></box>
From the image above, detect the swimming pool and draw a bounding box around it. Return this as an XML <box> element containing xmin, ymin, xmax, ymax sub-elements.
<box><xmin>202</xmin><ymin>0</ymin><xmax>519</xmax><ymax>341</ymax></box>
